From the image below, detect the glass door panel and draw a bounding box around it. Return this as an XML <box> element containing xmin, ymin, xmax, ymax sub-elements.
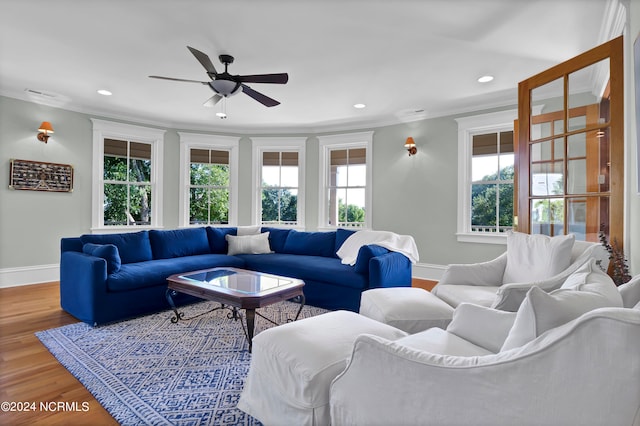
<box><xmin>517</xmin><ymin>36</ymin><xmax>623</xmax><ymax>247</ymax></box>
<box><xmin>531</xmin><ymin>78</ymin><xmax>564</xmax><ymax>140</ymax></box>
<box><xmin>531</xmin><ymin>198</ymin><xmax>564</xmax><ymax>236</ymax></box>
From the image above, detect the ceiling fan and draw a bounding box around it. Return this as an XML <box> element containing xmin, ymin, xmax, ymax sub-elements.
<box><xmin>149</xmin><ymin>46</ymin><xmax>288</xmax><ymax>107</ymax></box>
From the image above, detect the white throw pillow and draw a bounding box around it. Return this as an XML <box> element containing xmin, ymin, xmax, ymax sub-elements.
<box><xmin>226</xmin><ymin>232</ymin><xmax>271</xmax><ymax>255</ymax></box>
<box><xmin>501</xmin><ymin>285</ymin><xmax>618</xmax><ymax>351</ymax></box>
<box><xmin>236</xmin><ymin>225</ymin><xmax>262</xmax><ymax>236</ymax></box>
<box><xmin>618</xmin><ymin>275</ymin><xmax>640</xmax><ymax>308</ymax></box>
<box><xmin>447</xmin><ymin>303</ymin><xmax>516</xmax><ymax>353</ymax></box>
<box><xmin>502</xmin><ymin>232</ymin><xmax>575</xmax><ymax>284</ymax></box>
<box><xmin>560</xmin><ymin>258</ymin><xmax>623</xmax><ymax>307</ymax></box>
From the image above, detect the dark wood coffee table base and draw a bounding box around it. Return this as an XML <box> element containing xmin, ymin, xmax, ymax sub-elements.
<box><xmin>165</xmin><ymin>290</ymin><xmax>305</xmax><ymax>352</ymax></box>
<box><xmin>165</xmin><ymin>268</ymin><xmax>306</xmax><ymax>352</ymax></box>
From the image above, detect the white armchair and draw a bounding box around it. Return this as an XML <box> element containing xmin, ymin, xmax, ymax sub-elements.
<box><xmin>432</xmin><ymin>233</ymin><xmax>609</xmax><ymax>311</ymax></box>
<box><xmin>330</xmin><ymin>307</ymin><xmax>640</xmax><ymax>426</ymax></box>
<box><xmin>331</xmin><ymin>265</ymin><xmax>640</xmax><ymax>426</ymax></box>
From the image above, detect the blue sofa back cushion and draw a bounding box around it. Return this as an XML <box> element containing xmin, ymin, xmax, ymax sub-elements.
<box><xmin>149</xmin><ymin>228</ymin><xmax>210</xmax><ymax>259</ymax></box>
<box><xmin>261</xmin><ymin>227</ymin><xmax>291</xmax><ymax>253</ymax></box>
<box><xmin>206</xmin><ymin>227</ymin><xmax>237</xmax><ymax>253</ymax></box>
<box><xmin>354</xmin><ymin>244</ymin><xmax>390</xmax><ymax>274</ymax></box>
<box><xmin>282</xmin><ymin>230</ymin><xmax>336</xmax><ymax>258</ymax></box>
<box><xmin>335</xmin><ymin>228</ymin><xmax>356</xmax><ymax>257</ymax></box>
<box><xmin>82</xmin><ymin>243</ymin><xmax>122</xmax><ymax>273</ymax></box>
<box><xmin>80</xmin><ymin>231</ymin><xmax>153</xmax><ymax>264</ymax></box>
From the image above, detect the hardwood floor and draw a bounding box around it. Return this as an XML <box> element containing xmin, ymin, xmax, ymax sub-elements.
<box><xmin>0</xmin><ymin>278</ymin><xmax>437</xmax><ymax>425</ymax></box>
<box><xmin>0</xmin><ymin>282</ymin><xmax>117</xmax><ymax>425</ymax></box>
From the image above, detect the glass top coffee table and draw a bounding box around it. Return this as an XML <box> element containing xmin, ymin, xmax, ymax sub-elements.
<box><xmin>166</xmin><ymin>267</ymin><xmax>305</xmax><ymax>352</ymax></box>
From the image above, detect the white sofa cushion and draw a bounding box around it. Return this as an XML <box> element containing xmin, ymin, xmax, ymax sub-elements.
<box><xmin>359</xmin><ymin>287</ymin><xmax>454</xmax><ymax>334</ymax></box>
<box><xmin>501</xmin><ymin>264</ymin><xmax>623</xmax><ymax>351</ymax></box>
<box><xmin>447</xmin><ymin>303</ymin><xmax>516</xmax><ymax>353</ymax></box>
<box><xmin>619</xmin><ymin>275</ymin><xmax>640</xmax><ymax>308</ymax></box>
<box><xmin>502</xmin><ymin>232</ymin><xmax>575</xmax><ymax>284</ymax></box>
<box><xmin>429</xmin><ymin>284</ymin><xmax>497</xmax><ymax>308</ymax></box>
<box><xmin>560</xmin><ymin>258</ymin><xmax>624</xmax><ymax>306</ymax></box>
<box><xmin>394</xmin><ymin>327</ymin><xmax>493</xmax><ymax>357</ymax></box>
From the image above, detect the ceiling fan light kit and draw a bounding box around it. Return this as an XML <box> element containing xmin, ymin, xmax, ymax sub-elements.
<box><xmin>149</xmin><ymin>46</ymin><xmax>288</xmax><ymax>115</ymax></box>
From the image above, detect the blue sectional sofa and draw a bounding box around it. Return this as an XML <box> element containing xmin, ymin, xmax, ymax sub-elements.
<box><xmin>60</xmin><ymin>227</ymin><xmax>412</xmax><ymax>325</ymax></box>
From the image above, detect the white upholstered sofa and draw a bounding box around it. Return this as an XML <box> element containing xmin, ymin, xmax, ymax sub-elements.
<box><xmin>330</xmin><ymin>264</ymin><xmax>640</xmax><ymax>426</ymax></box>
<box><xmin>239</xmin><ymin>261</ymin><xmax>640</xmax><ymax>426</ymax></box>
<box><xmin>432</xmin><ymin>232</ymin><xmax>609</xmax><ymax>311</ymax></box>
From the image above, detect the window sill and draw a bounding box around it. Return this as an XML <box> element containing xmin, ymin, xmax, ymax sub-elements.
<box><xmin>90</xmin><ymin>225</ymin><xmax>163</xmax><ymax>234</ymax></box>
<box><xmin>456</xmin><ymin>232</ymin><xmax>507</xmax><ymax>245</ymax></box>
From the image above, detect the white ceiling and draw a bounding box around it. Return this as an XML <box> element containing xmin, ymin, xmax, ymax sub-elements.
<box><xmin>0</xmin><ymin>0</ymin><xmax>615</xmax><ymax>133</ymax></box>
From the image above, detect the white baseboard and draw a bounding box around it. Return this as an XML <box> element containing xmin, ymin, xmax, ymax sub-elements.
<box><xmin>0</xmin><ymin>264</ymin><xmax>60</xmax><ymax>288</ymax></box>
<box><xmin>412</xmin><ymin>263</ymin><xmax>447</xmax><ymax>281</ymax></box>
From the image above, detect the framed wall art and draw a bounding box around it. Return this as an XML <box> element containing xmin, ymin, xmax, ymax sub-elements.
<box><xmin>9</xmin><ymin>159</ymin><xmax>74</xmax><ymax>192</ymax></box>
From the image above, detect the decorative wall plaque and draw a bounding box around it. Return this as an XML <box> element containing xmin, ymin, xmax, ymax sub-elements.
<box><xmin>9</xmin><ymin>159</ymin><xmax>74</xmax><ymax>192</ymax></box>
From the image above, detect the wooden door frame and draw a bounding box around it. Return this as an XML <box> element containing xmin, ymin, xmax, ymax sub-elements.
<box><xmin>517</xmin><ymin>36</ymin><xmax>624</xmax><ymax>247</ymax></box>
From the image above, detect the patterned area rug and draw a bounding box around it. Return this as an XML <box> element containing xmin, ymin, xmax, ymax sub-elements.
<box><xmin>36</xmin><ymin>301</ymin><xmax>328</xmax><ymax>425</ymax></box>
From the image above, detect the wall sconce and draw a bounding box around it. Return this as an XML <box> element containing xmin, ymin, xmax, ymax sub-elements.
<box><xmin>404</xmin><ymin>137</ymin><xmax>417</xmax><ymax>156</ymax></box>
<box><xmin>37</xmin><ymin>122</ymin><xmax>54</xmax><ymax>143</ymax></box>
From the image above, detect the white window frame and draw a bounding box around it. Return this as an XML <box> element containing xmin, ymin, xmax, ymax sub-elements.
<box><xmin>91</xmin><ymin>118</ymin><xmax>165</xmax><ymax>232</ymax></box>
<box><xmin>455</xmin><ymin>110</ymin><xmax>517</xmax><ymax>244</ymax></box>
<box><xmin>178</xmin><ymin>133</ymin><xmax>240</xmax><ymax>227</ymax></box>
<box><xmin>318</xmin><ymin>131</ymin><xmax>373</xmax><ymax>230</ymax></box>
<box><xmin>251</xmin><ymin>137</ymin><xmax>306</xmax><ymax>228</ymax></box>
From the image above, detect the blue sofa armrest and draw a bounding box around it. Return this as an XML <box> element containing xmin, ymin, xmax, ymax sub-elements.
<box><xmin>60</xmin><ymin>251</ymin><xmax>109</xmax><ymax>325</ymax></box>
<box><xmin>368</xmin><ymin>251</ymin><xmax>412</xmax><ymax>289</ymax></box>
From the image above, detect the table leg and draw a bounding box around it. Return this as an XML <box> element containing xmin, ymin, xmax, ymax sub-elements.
<box><xmin>245</xmin><ymin>308</ymin><xmax>256</xmax><ymax>352</ymax></box>
<box><xmin>165</xmin><ymin>289</ymin><xmax>184</xmax><ymax>323</ymax></box>
<box><xmin>292</xmin><ymin>294</ymin><xmax>306</xmax><ymax>321</ymax></box>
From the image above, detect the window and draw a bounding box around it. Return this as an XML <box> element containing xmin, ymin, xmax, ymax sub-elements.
<box><xmin>456</xmin><ymin>110</ymin><xmax>516</xmax><ymax>243</ymax></box>
<box><xmin>261</xmin><ymin>151</ymin><xmax>299</xmax><ymax>225</ymax></box>
<box><xmin>178</xmin><ymin>133</ymin><xmax>239</xmax><ymax>227</ymax></box>
<box><xmin>189</xmin><ymin>149</ymin><xmax>230</xmax><ymax>224</ymax></box>
<box><xmin>251</xmin><ymin>138</ymin><xmax>306</xmax><ymax>227</ymax></box>
<box><xmin>103</xmin><ymin>139</ymin><xmax>153</xmax><ymax>226</ymax></box>
<box><xmin>318</xmin><ymin>132</ymin><xmax>373</xmax><ymax>229</ymax></box>
<box><xmin>91</xmin><ymin>119</ymin><xmax>164</xmax><ymax>230</ymax></box>
<box><xmin>470</xmin><ymin>131</ymin><xmax>514</xmax><ymax>234</ymax></box>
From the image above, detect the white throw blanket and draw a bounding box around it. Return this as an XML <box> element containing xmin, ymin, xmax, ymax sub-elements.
<box><xmin>337</xmin><ymin>230</ymin><xmax>419</xmax><ymax>265</ymax></box>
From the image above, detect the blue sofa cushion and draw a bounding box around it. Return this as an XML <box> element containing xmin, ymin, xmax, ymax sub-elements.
<box><xmin>82</xmin><ymin>243</ymin><xmax>121</xmax><ymax>274</ymax></box>
<box><xmin>80</xmin><ymin>231</ymin><xmax>153</xmax><ymax>264</ymax></box>
<box><xmin>354</xmin><ymin>244</ymin><xmax>390</xmax><ymax>274</ymax></box>
<box><xmin>149</xmin><ymin>228</ymin><xmax>210</xmax><ymax>259</ymax></box>
<box><xmin>106</xmin><ymin>254</ymin><xmax>245</xmax><ymax>292</ymax></box>
<box><xmin>236</xmin><ymin>253</ymin><xmax>367</xmax><ymax>290</ymax></box>
<box><xmin>206</xmin><ymin>227</ymin><xmax>236</xmax><ymax>253</ymax></box>
<box><xmin>283</xmin><ymin>230</ymin><xmax>336</xmax><ymax>258</ymax></box>
<box><xmin>261</xmin><ymin>227</ymin><xmax>291</xmax><ymax>253</ymax></box>
<box><xmin>335</xmin><ymin>228</ymin><xmax>356</xmax><ymax>257</ymax></box>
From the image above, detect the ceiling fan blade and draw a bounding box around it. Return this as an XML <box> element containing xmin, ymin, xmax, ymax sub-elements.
<box><xmin>187</xmin><ymin>46</ymin><xmax>218</xmax><ymax>76</ymax></box>
<box><xmin>203</xmin><ymin>94</ymin><xmax>223</xmax><ymax>108</ymax></box>
<box><xmin>149</xmin><ymin>75</ymin><xmax>208</xmax><ymax>84</ymax></box>
<box><xmin>236</xmin><ymin>73</ymin><xmax>289</xmax><ymax>84</ymax></box>
<box><xmin>241</xmin><ymin>84</ymin><xmax>280</xmax><ymax>107</ymax></box>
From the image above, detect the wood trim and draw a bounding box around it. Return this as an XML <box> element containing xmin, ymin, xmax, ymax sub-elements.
<box><xmin>517</xmin><ymin>35</ymin><xmax>624</xmax><ymax>249</ymax></box>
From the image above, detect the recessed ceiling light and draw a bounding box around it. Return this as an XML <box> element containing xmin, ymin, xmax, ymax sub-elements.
<box><xmin>97</xmin><ymin>89</ymin><xmax>112</xmax><ymax>96</ymax></box>
<box><xmin>353</xmin><ymin>103</ymin><xmax>366</xmax><ymax>109</ymax></box>
<box><xmin>477</xmin><ymin>75</ymin><xmax>494</xmax><ymax>83</ymax></box>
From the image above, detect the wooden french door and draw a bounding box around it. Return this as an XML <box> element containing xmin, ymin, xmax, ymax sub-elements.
<box><xmin>516</xmin><ymin>36</ymin><xmax>623</xmax><ymax>247</ymax></box>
